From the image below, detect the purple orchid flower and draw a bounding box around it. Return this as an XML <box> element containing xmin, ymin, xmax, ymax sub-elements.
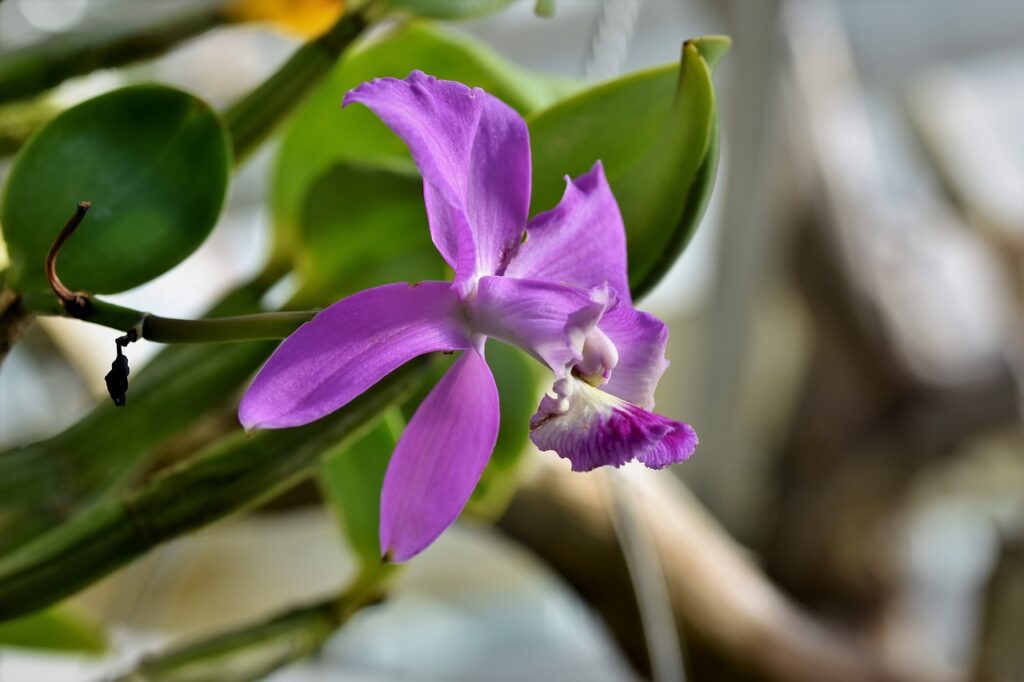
<box><xmin>240</xmin><ymin>71</ymin><xmax>697</xmax><ymax>561</ymax></box>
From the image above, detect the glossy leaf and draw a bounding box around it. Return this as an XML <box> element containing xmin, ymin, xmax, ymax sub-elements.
<box><xmin>272</xmin><ymin>21</ymin><xmax>576</xmax><ymax>260</ymax></box>
<box><xmin>319</xmin><ymin>409</ymin><xmax>405</xmax><ymax>565</ymax></box>
<box><xmin>528</xmin><ymin>36</ymin><xmax>729</xmax><ymax>299</ymax></box>
<box><xmin>293</xmin><ymin>162</ymin><xmax>443</xmax><ymax>302</ymax></box>
<box><xmin>0</xmin><ymin>605</ymin><xmax>106</xmax><ymax>653</ymax></box>
<box><xmin>1</xmin><ymin>84</ymin><xmax>230</xmax><ymax>294</ymax></box>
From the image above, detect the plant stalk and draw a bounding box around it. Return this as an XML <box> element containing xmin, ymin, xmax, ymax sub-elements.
<box><xmin>0</xmin><ymin>4</ymin><xmax>226</xmax><ymax>105</ymax></box>
<box><xmin>224</xmin><ymin>6</ymin><xmax>372</xmax><ymax>162</ymax></box>
<box><xmin>0</xmin><ymin>357</ymin><xmax>428</xmax><ymax>621</ymax></box>
<box><xmin>20</xmin><ymin>290</ymin><xmax>316</xmax><ymax>343</ymax></box>
<box><xmin>106</xmin><ymin>565</ymin><xmax>397</xmax><ymax>682</ymax></box>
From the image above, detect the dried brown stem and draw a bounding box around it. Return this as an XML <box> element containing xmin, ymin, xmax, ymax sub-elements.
<box><xmin>45</xmin><ymin>201</ymin><xmax>92</xmax><ymax>317</ymax></box>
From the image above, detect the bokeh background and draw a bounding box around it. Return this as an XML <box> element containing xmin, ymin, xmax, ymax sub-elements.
<box><xmin>0</xmin><ymin>1</ymin><xmax>1022</xmax><ymax>680</ymax></box>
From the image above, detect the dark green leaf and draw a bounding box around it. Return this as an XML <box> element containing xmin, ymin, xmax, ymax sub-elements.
<box><xmin>0</xmin><ymin>605</ymin><xmax>106</xmax><ymax>653</ymax></box>
<box><xmin>1</xmin><ymin>84</ymin><xmax>230</xmax><ymax>294</ymax></box>
<box><xmin>293</xmin><ymin>162</ymin><xmax>442</xmax><ymax>302</ymax></box>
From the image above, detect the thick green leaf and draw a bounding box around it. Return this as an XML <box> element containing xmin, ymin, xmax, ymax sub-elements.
<box><xmin>272</xmin><ymin>21</ymin><xmax>575</xmax><ymax>260</ymax></box>
<box><xmin>293</xmin><ymin>162</ymin><xmax>442</xmax><ymax>302</ymax></box>
<box><xmin>1</xmin><ymin>84</ymin><xmax>230</xmax><ymax>294</ymax></box>
<box><xmin>0</xmin><ymin>283</ymin><xmax>276</xmax><ymax>555</ymax></box>
<box><xmin>528</xmin><ymin>36</ymin><xmax>729</xmax><ymax>298</ymax></box>
<box><xmin>0</xmin><ymin>359</ymin><xmax>428</xmax><ymax>621</ymax></box>
<box><xmin>319</xmin><ymin>409</ymin><xmax>405</xmax><ymax>565</ymax></box>
<box><xmin>0</xmin><ymin>605</ymin><xmax>106</xmax><ymax>653</ymax></box>
<box><xmin>386</xmin><ymin>0</ymin><xmax>516</xmax><ymax>19</ymax></box>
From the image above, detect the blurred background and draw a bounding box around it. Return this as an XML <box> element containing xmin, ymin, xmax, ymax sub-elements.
<box><xmin>0</xmin><ymin>0</ymin><xmax>1022</xmax><ymax>680</ymax></box>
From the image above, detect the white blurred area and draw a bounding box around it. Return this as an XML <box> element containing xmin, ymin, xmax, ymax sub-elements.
<box><xmin>1</xmin><ymin>1</ymin><xmax>1023</xmax><ymax>681</ymax></box>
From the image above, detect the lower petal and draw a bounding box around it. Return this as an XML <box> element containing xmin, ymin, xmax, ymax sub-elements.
<box><xmin>380</xmin><ymin>348</ymin><xmax>499</xmax><ymax>562</ymax></box>
<box><xmin>529</xmin><ymin>377</ymin><xmax>697</xmax><ymax>472</ymax></box>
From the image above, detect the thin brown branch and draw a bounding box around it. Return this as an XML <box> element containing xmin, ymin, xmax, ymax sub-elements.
<box><xmin>45</xmin><ymin>201</ymin><xmax>92</xmax><ymax>317</ymax></box>
<box><xmin>498</xmin><ymin>462</ymin><xmax>951</xmax><ymax>682</ymax></box>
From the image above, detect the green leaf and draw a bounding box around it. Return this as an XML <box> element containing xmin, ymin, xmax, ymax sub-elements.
<box><xmin>294</xmin><ymin>162</ymin><xmax>442</xmax><ymax>302</ymax></box>
<box><xmin>385</xmin><ymin>0</ymin><xmax>516</xmax><ymax>20</ymax></box>
<box><xmin>319</xmin><ymin>409</ymin><xmax>404</xmax><ymax>565</ymax></box>
<box><xmin>1</xmin><ymin>84</ymin><xmax>230</xmax><ymax>294</ymax></box>
<box><xmin>0</xmin><ymin>605</ymin><xmax>106</xmax><ymax>653</ymax></box>
<box><xmin>528</xmin><ymin>36</ymin><xmax>729</xmax><ymax>299</ymax></box>
<box><xmin>272</xmin><ymin>21</ymin><xmax>576</xmax><ymax>262</ymax></box>
<box><xmin>466</xmin><ymin>342</ymin><xmax>539</xmax><ymax>519</ymax></box>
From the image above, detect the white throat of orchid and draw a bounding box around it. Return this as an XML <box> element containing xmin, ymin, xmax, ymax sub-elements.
<box><xmin>572</xmin><ymin>326</ymin><xmax>618</xmax><ymax>387</ymax></box>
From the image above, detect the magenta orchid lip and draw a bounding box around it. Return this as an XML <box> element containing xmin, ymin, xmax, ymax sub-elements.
<box><xmin>238</xmin><ymin>71</ymin><xmax>697</xmax><ymax>562</ymax></box>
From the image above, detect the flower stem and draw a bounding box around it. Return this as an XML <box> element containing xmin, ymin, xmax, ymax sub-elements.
<box><xmin>0</xmin><ymin>4</ymin><xmax>227</xmax><ymax>105</ymax></box>
<box><xmin>0</xmin><ymin>357</ymin><xmax>429</xmax><ymax>621</ymax></box>
<box><xmin>224</xmin><ymin>6</ymin><xmax>373</xmax><ymax>163</ymax></box>
<box><xmin>0</xmin><ymin>271</ymin><xmax>286</xmax><ymax>556</ymax></box>
<box><xmin>20</xmin><ymin>290</ymin><xmax>316</xmax><ymax>344</ymax></box>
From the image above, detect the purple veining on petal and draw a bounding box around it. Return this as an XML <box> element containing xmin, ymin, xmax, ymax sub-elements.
<box><xmin>529</xmin><ymin>377</ymin><xmax>692</xmax><ymax>472</ymax></box>
<box><xmin>343</xmin><ymin>71</ymin><xmax>531</xmax><ymax>291</ymax></box>
<box><xmin>504</xmin><ymin>161</ymin><xmax>630</xmax><ymax>302</ymax></box>
<box><xmin>637</xmin><ymin>420</ymin><xmax>699</xmax><ymax>469</ymax></box>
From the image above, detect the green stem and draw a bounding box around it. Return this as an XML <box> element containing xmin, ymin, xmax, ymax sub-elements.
<box><xmin>0</xmin><ymin>358</ymin><xmax>428</xmax><ymax>621</ymax></box>
<box><xmin>107</xmin><ymin>565</ymin><xmax>397</xmax><ymax>682</ymax></box>
<box><xmin>0</xmin><ymin>268</ymin><xmax>289</xmax><ymax>555</ymax></box>
<box><xmin>0</xmin><ymin>4</ymin><xmax>227</xmax><ymax>105</ymax></box>
<box><xmin>20</xmin><ymin>291</ymin><xmax>316</xmax><ymax>344</ymax></box>
<box><xmin>224</xmin><ymin>7</ymin><xmax>372</xmax><ymax>162</ymax></box>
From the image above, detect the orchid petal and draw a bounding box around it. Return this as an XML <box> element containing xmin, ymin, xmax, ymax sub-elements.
<box><xmin>343</xmin><ymin>71</ymin><xmax>531</xmax><ymax>288</ymax></box>
<box><xmin>469</xmin><ymin>275</ymin><xmax>611</xmax><ymax>375</ymax></box>
<box><xmin>598</xmin><ymin>302</ymin><xmax>670</xmax><ymax>409</ymax></box>
<box><xmin>380</xmin><ymin>348</ymin><xmax>499</xmax><ymax>562</ymax></box>
<box><xmin>529</xmin><ymin>377</ymin><xmax>696</xmax><ymax>472</ymax></box>
<box><xmin>504</xmin><ymin>162</ymin><xmax>630</xmax><ymax>302</ymax></box>
<box><xmin>239</xmin><ymin>282</ymin><xmax>469</xmax><ymax>430</ymax></box>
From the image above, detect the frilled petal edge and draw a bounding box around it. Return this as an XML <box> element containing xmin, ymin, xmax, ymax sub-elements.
<box><xmin>529</xmin><ymin>377</ymin><xmax>697</xmax><ymax>472</ymax></box>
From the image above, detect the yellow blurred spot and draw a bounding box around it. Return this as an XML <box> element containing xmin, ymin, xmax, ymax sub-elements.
<box><xmin>226</xmin><ymin>0</ymin><xmax>346</xmax><ymax>37</ymax></box>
